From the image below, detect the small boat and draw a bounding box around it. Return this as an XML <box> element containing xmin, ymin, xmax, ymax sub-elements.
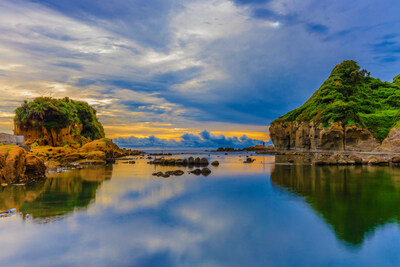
<box><xmin>0</xmin><ymin>208</ymin><xmax>16</xmax><ymax>214</ymax></box>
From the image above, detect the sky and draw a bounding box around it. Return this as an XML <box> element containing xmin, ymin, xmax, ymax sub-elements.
<box><xmin>0</xmin><ymin>0</ymin><xmax>400</xmax><ymax>147</ymax></box>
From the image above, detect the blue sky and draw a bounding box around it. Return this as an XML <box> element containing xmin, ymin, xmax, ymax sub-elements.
<box><xmin>0</xmin><ymin>0</ymin><xmax>400</xmax><ymax>146</ymax></box>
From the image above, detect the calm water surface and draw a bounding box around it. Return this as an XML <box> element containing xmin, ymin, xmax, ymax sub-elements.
<box><xmin>1</xmin><ymin>154</ymin><xmax>400</xmax><ymax>266</ymax></box>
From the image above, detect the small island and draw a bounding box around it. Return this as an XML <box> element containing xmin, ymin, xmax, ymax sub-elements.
<box><xmin>0</xmin><ymin>97</ymin><xmax>142</xmax><ymax>185</ymax></box>
<box><xmin>270</xmin><ymin>60</ymin><xmax>400</xmax><ymax>153</ymax></box>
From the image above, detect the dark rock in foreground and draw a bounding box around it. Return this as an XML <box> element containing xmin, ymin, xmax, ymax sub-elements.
<box><xmin>189</xmin><ymin>168</ymin><xmax>212</xmax><ymax>176</ymax></box>
<box><xmin>152</xmin><ymin>170</ymin><xmax>185</xmax><ymax>178</ymax></box>
<box><xmin>0</xmin><ymin>145</ymin><xmax>46</xmax><ymax>184</ymax></box>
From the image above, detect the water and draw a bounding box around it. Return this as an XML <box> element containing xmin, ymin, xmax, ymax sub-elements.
<box><xmin>1</xmin><ymin>154</ymin><xmax>400</xmax><ymax>266</ymax></box>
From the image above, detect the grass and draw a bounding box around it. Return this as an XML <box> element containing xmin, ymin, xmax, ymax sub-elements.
<box><xmin>273</xmin><ymin>60</ymin><xmax>400</xmax><ymax>142</ymax></box>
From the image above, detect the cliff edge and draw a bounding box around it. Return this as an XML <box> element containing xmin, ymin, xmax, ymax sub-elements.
<box><xmin>270</xmin><ymin>60</ymin><xmax>400</xmax><ymax>152</ymax></box>
<box><xmin>14</xmin><ymin>97</ymin><xmax>105</xmax><ymax>147</ymax></box>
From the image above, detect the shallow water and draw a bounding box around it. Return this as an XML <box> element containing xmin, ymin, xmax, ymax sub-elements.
<box><xmin>1</xmin><ymin>154</ymin><xmax>400</xmax><ymax>266</ymax></box>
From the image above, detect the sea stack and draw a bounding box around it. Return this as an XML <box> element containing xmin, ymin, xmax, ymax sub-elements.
<box><xmin>270</xmin><ymin>60</ymin><xmax>400</xmax><ymax>152</ymax></box>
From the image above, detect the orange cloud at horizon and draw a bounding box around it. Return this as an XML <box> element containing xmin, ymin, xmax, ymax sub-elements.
<box><xmin>0</xmin><ymin>115</ymin><xmax>270</xmax><ymax>142</ymax></box>
<box><xmin>103</xmin><ymin>122</ymin><xmax>269</xmax><ymax>142</ymax></box>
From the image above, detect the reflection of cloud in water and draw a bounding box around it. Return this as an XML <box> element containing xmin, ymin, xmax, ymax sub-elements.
<box><xmin>2</xmin><ymin>159</ymin><xmax>400</xmax><ymax>266</ymax></box>
<box><xmin>90</xmin><ymin>155</ymin><xmax>274</xmax><ymax>214</ymax></box>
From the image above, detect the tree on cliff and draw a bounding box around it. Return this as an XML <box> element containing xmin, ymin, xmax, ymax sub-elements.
<box><xmin>14</xmin><ymin>97</ymin><xmax>105</xmax><ymax>141</ymax></box>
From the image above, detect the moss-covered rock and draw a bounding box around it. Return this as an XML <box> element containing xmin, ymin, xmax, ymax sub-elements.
<box><xmin>14</xmin><ymin>97</ymin><xmax>104</xmax><ymax>146</ymax></box>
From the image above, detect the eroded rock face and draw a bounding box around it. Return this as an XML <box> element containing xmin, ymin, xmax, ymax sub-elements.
<box><xmin>0</xmin><ymin>145</ymin><xmax>46</xmax><ymax>184</ymax></box>
<box><xmin>81</xmin><ymin>138</ymin><xmax>129</xmax><ymax>158</ymax></box>
<box><xmin>378</xmin><ymin>128</ymin><xmax>400</xmax><ymax>153</ymax></box>
<box><xmin>30</xmin><ymin>138</ymin><xmax>142</xmax><ymax>168</ymax></box>
<box><xmin>270</xmin><ymin>122</ymin><xmax>380</xmax><ymax>152</ymax></box>
<box><xmin>14</xmin><ymin>122</ymin><xmax>84</xmax><ymax>147</ymax></box>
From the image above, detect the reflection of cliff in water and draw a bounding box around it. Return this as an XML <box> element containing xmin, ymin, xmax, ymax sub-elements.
<box><xmin>0</xmin><ymin>165</ymin><xmax>113</xmax><ymax>218</ymax></box>
<box><xmin>271</xmin><ymin>164</ymin><xmax>400</xmax><ymax>246</ymax></box>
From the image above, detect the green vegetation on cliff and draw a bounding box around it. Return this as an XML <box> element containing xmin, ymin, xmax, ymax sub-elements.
<box><xmin>274</xmin><ymin>60</ymin><xmax>400</xmax><ymax>141</ymax></box>
<box><xmin>14</xmin><ymin>97</ymin><xmax>105</xmax><ymax>140</ymax></box>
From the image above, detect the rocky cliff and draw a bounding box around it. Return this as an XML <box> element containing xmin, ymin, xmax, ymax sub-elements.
<box><xmin>270</xmin><ymin>121</ymin><xmax>380</xmax><ymax>151</ymax></box>
<box><xmin>14</xmin><ymin>97</ymin><xmax>104</xmax><ymax>147</ymax></box>
<box><xmin>270</xmin><ymin>60</ymin><xmax>400</xmax><ymax>152</ymax></box>
<box><xmin>14</xmin><ymin>121</ymin><xmax>84</xmax><ymax>147</ymax></box>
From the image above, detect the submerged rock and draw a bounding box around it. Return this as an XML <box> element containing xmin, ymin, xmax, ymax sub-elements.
<box><xmin>200</xmin><ymin>158</ymin><xmax>209</xmax><ymax>165</ymax></box>
<box><xmin>190</xmin><ymin>169</ymin><xmax>202</xmax><ymax>175</ymax></box>
<box><xmin>153</xmin><ymin>170</ymin><xmax>185</xmax><ymax>177</ymax></box>
<box><xmin>173</xmin><ymin>170</ymin><xmax>184</xmax><ymax>176</ymax></box>
<box><xmin>211</xmin><ymin>160</ymin><xmax>220</xmax><ymax>166</ymax></box>
<box><xmin>243</xmin><ymin>157</ymin><xmax>255</xmax><ymax>163</ymax></box>
<box><xmin>201</xmin><ymin>168</ymin><xmax>211</xmax><ymax>176</ymax></box>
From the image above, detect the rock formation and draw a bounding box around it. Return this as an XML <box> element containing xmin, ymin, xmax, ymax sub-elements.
<box><xmin>0</xmin><ymin>145</ymin><xmax>45</xmax><ymax>184</ymax></box>
<box><xmin>270</xmin><ymin>122</ymin><xmax>380</xmax><ymax>151</ymax></box>
<box><xmin>270</xmin><ymin>60</ymin><xmax>400</xmax><ymax>152</ymax></box>
<box><xmin>14</xmin><ymin>122</ymin><xmax>84</xmax><ymax>147</ymax></box>
<box><xmin>13</xmin><ymin>97</ymin><xmax>104</xmax><ymax>147</ymax></box>
<box><xmin>30</xmin><ymin>138</ymin><xmax>142</xmax><ymax>168</ymax></box>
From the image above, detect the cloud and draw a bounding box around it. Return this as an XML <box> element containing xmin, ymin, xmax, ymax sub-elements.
<box><xmin>114</xmin><ymin>130</ymin><xmax>266</xmax><ymax>148</ymax></box>
<box><xmin>1</xmin><ymin>0</ymin><xmax>400</xmax><ymax>137</ymax></box>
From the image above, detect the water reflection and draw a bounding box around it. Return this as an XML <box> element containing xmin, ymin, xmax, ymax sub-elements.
<box><xmin>0</xmin><ymin>165</ymin><xmax>112</xmax><ymax>219</ymax></box>
<box><xmin>271</xmin><ymin>164</ymin><xmax>400</xmax><ymax>246</ymax></box>
<box><xmin>1</xmin><ymin>156</ymin><xmax>400</xmax><ymax>265</ymax></box>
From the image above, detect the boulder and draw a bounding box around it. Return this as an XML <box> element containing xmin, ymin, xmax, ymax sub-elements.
<box><xmin>190</xmin><ymin>169</ymin><xmax>201</xmax><ymax>175</ymax></box>
<box><xmin>81</xmin><ymin>138</ymin><xmax>127</xmax><ymax>158</ymax></box>
<box><xmin>367</xmin><ymin>156</ymin><xmax>389</xmax><ymax>165</ymax></box>
<box><xmin>211</xmin><ymin>160</ymin><xmax>220</xmax><ymax>166</ymax></box>
<box><xmin>349</xmin><ymin>154</ymin><xmax>363</xmax><ymax>164</ymax></box>
<box><xmin>200</xmin><ymin>158</ymin><xmax>209</xmax><ymax>165</ymax></box>
<box><xmin>392</xmin><ymin>155</ymin><xmax>400</xmax><ymax>164</ymax></box>
<box><xmin>201</xmin><ymin>168</ymin><xmax>211</xmax><ymax>176</ymax></box>
<box><xmin>244</xmin><ymin>157</ymin><xmax>255</xmax><ymax>163</ymax></box>
<box><xmin>173</xmin><ymin>170</ymin><xmax>184</xmax><ymax>176</ymax></box>
<box><xmin>0</xmin><ymin>145</ymin><xmax>46</xmax><ymax>184</ymax></box>
<box><xmin>25</xmin><ymin>154</ymin><xmax>46</xmax><ymax>179</ymax></box>
<box><xmin>188</xmin><ymin>157</ymin><xmax>195</xmax><ymax>165</ymax></box>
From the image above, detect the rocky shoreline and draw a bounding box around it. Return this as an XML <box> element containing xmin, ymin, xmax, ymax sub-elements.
<box><xmin>0</xmin><ymin>138</ymin><xmax>143</xmax><ymax>185</ymax></box>
<box><xmin>275</xmin><ymin>150</ymin><xmax>400</xmax><ymax>166</ymax></box>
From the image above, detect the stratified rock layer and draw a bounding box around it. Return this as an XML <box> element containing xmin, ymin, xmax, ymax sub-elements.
<box><xmin>269</xmin><ymin>122</ymin><xmax>380</xmax><ymax>152</ymax></box>
<box><xmin>14</xmin><ymin>122</ymin><xmax>84</xmax><ymax>147</ymax></box>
